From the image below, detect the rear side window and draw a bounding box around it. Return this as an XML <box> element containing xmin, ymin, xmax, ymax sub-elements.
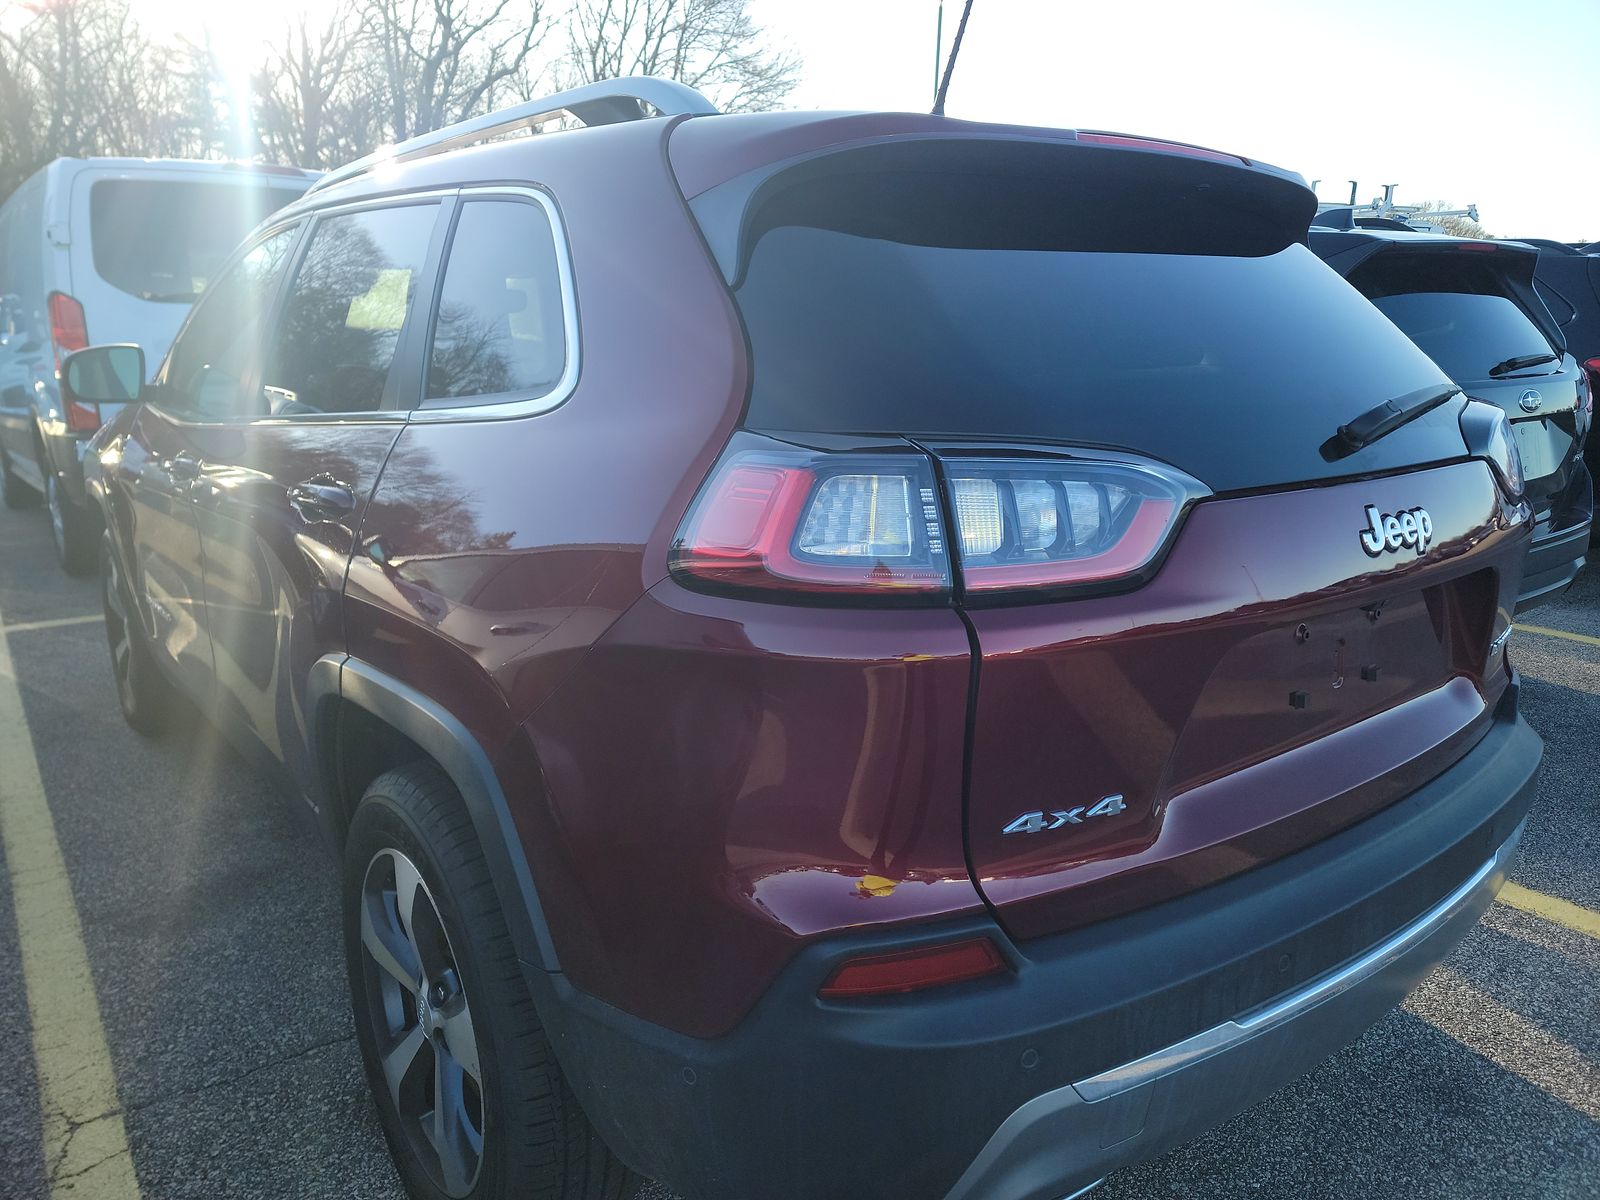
<box><xmin>425</xmin><ymin>199</ymin><xmax>567</xmax><ymax>404</ymax></box>
<box><xmin>1348</xmin><ymin>254</ymin><xmax>1556</xmax><ymax>383</ymax></box>
<box><xmin>261</xmin><ymin>204</ymin><xmax>438</xmax><ymax>415</ymax></box>
<box><xmin>725</xmin><ymin>152</ymin><xmax>1459</xmax><ymax>493</ymax></box>
<box><xmin>89</xmin><ymin>179</ymin><xmax>306</xmax><ymax>302</ymax></box>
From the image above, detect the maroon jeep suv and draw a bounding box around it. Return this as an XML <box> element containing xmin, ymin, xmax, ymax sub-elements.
<box><xmin>73</xmin><ymin>78</ymin><xmax>1542</xmax><ymax>1200</ymax></box>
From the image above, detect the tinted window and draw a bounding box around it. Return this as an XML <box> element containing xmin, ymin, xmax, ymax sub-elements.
<box><xmin>262</xmin><ymin>204</ymin><xmax>438</xmax><ymax>415</ymax></box>
<box><xmin>426</xmin><ymin>200</ymin><xmax>566</xmax><ymax>402</ymax></box>
<box><xmin>90</xmin><ymin>179</ymin><xmax>306</xmax><ymax>302</ymax></box>
<box><xmin>1349</xmin><ymin>254</ymin><xmax>1556</xmax><ymax>383</ymax></box>
<box><xmin>731</xmin><ymin>170</ymin><xmax>1461</xmax><ymax>493</ymax></box>
<box><xmin>159</xmin><ymin>227</ymin><xmax>299</xmax><ymax>419</ymax></box>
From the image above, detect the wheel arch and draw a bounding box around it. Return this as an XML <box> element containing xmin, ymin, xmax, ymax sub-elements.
<box><xmin>307</xmin><ymin>653</ymin><xmax>562</xmax><ymax>974</ymax></box>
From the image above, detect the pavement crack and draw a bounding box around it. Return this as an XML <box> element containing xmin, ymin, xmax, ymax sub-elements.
<box><xmin>121</xmin><ymin>1031</ymin><xmax>357</xmax><ymax>1114</ymax></box>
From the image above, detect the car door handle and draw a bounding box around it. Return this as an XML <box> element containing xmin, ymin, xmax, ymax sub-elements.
<box><xmin>166</xmin><ymin>454</ymin><xmax>201</xmax><ymax>482</ymax></box>
<box><xmin>288</xmin><ymin>478</ymin><xmax>356</xmax><ymax>523</ymax></box>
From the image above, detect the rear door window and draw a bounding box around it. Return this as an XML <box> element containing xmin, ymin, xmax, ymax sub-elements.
<box><xmin>89</xmin><ymin>179</ymin><xmax>306</xmax><ymax>303</ymax></box>
<box><xmin>260</xmin><ymin>203</ymin><xmax>439</xmax><ymax>416</ymax></box>
<box><xmin>425</xmin><ymin>198</ymin><xmax>568</xmax><ymax>405</ymax></box>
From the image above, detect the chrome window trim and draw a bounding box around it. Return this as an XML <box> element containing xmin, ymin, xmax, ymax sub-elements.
<box><xmin>407</xmin><ymin>185</ymin><xmax>581</xmax><ymax>424</ymax></box>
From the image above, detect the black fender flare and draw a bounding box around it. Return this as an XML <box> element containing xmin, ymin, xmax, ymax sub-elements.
<box><xmin>307</xmin><ymin>653</ymin><xmax>561</xmax><ymax>973</ymax></box>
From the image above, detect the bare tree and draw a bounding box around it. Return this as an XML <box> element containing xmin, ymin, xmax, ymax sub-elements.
<box><xmin>565</xmin><ymin>0</ymin><xmax>799</xmax><ymax>112</ymax></box>
<box><xmin>361</xmin><ymin>0</ymin><xmax>549</xmax><ymax>141</ymax></box>
<box><xmin>256</xmin><ymin>14</ymin><xmax>383</xmax><ymax>168</ymax></box>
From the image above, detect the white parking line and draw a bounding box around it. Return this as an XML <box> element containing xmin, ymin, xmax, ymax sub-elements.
<box><xmin>0</xmin><ymin>614</ymin><xmax>104</xmax><ymax>635</ymax></box>
<box><xmin>0</xmin><ymin>607</ymin><xmax>141</xmax><ymax>1197</ymax></box>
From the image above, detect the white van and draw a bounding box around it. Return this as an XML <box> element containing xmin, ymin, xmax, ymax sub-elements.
<box><xmin>0</xmin><ymin>158</ymin><xmax>316</xmax><ymax>571</ymax></box>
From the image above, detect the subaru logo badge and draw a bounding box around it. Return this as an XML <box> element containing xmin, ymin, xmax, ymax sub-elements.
<box><xmin>1519</xmin><ymin>389</ymin><xmax>1542</xmax><ymax>413</ymax></box>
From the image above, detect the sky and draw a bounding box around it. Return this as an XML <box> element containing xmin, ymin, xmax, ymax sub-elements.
<box><xmin>132</xmin><ymin>0</ymin><xmax>1600</xmax><ymax>239</ymax></box>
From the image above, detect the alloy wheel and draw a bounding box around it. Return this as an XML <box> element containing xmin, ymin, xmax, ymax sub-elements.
<box><xmin>358</xmin><ymin>848</ymin><xmax>485</xmax><ymax>1197</ymax></box>
<box><xmin>101</xmin><ymin>549</ymin><xmax>135</xmax><ymax>707</ymax></box>
<box><xmin>45</xmin><ymin>473</ymin><xmax>65</xmax><ymax>556</ymax></box>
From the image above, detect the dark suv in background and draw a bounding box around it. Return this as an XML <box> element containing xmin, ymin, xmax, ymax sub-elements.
<box><xmin>1526</xmin><ymin>241</ymin><xmax>1600</xmax><ymax>531</ymax></box>
<box><xmin>1311</xmin><ymin>223</ymin><xmax>1593</xmax><ymax>607</ymax></box>
<box><xmin>70</xmin><ymin>79</ymin><xmax>1542</xmax><ymax>1200</ymax></box>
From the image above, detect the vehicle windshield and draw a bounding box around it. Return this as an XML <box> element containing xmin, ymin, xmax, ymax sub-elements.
<box><xmin>89</xmin><ymin>178</ymin><xmax>307</xmax><ymax>302</ymax></box>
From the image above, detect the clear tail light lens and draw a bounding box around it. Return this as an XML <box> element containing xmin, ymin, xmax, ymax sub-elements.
<box><xmin>670</xmin><ymin>437</ymin><xmax>951</xmax><ymax>599</ymax></box>
<box><xmin>943</xmin><ymin>458</ymin><xmax>1198</xmax><ymax>595</ymax></box>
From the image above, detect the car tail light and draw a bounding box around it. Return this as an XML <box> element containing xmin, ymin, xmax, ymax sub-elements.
<box><xmin>942</xmin><ymin>457</ymin><xmax>1198</xmax><ymax>595</ymax></box>
<box><xmin>1582</xmin><ymin>357</ymin><xmax>1599</xmax><ymax>416</ymax></box>
<box><xmin>818</xmin><ymin>937</ymin><xmax>1007</xmax><ymax>999</ymax></box>
<box><xmin>47</xmin><ymin>292</ymin><xmax>88</xmax><ymax>364</ymax></box>
<box><xmin>670</xmin><ymin>436</ymin><xmax>951</xmax><ymax>599</ymax></box>
<box><xmin>1460</xmin><ymin>400</ymin><xmax>1525</xmax><ymax>499</ymax></box>
<box><xmin>65</xmin><ymin>400</ymin><xmax>102</xmax><ymax>432</ymax></box>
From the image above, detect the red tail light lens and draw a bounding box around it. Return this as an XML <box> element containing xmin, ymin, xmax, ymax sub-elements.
<box><xmin>47</xmin><ymin>292</ymin><xmax>88</xmax><ymax>363</ymax></box>
<box><xmin>671</xmin><ymin>438</ymin><xmax>951</xmax><ymax>599</ymax></box>
<box><xmin>818</xmin><ymin>937</ymin><xmax>1007</xmax><ymax>999</ymax></box>
<box><xmin>943</xmin><ymin>458</ymin><xmax>1199</xmax><ymax>596</ymax></box>
<box><xmin>65</xmin><ymin>400</ymin><xmax>102</xmax><ymax>432</ymax></box>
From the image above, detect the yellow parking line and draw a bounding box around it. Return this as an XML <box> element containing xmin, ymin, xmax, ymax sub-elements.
<box><xmin>1</xmin><ymin>614</ymin><xmax>104</xmax><ymax>635</ymax></box>
<box><xmin>1498</xmin><ymin>882</ymin><xmax>1600</xmax><ymax>942</ymax></box>
<box><xmin>0</xmin><ymin>613</ymin><xmax>141</xmax><ymax>1196</ymax></box>
<box><xmin>1518</xmin><ymin>624</ymin><xmax>1600</xmax><ymax>649</ymax></box>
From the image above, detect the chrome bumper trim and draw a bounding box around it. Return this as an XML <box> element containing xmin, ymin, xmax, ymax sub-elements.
<box><xmin>1072</xmin><ymin>820</ymin><xmax>1525</xmax><ymax>1104</ymax></box>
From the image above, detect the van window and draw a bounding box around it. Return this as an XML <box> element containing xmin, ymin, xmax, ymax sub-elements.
<box><xmin>261</xmin><ymin>204</ymin><xmax>439</xmax><ymax>416</ymax></box>
<box><xmin>425</xmin><ymin>199</ymin><xmax>567</xmax><ymax>403</ymax></box>
<box><xmin>89</xmin><ymin>179</ymin><xmax>306</xmax><ymax>303</ymax></box>
<box><xmin>159</xmin><ymin>226</ymin><xmax>300</xmax><ymax>420</ymax></box>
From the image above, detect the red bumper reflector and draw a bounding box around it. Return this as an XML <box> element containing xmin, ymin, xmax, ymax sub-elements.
<box><xmin>818</xmin><ymin>937</ymin><xmax>1006</xmax><ymax>999</ymax></box>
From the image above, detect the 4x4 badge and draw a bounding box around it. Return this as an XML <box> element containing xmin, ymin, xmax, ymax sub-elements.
<box><xmin>1003</xmin><ymin>795</ymin><xmax>1127</xmax><ymax>835</ymax></box>
<box><xmin>1359</xmin><ymin>504</ymin><xmax>1433</xmax><ymax>558</ymax></box>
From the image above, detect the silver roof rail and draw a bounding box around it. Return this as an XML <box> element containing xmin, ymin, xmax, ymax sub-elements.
<box><xmin>308</xmin><ymin>76</ymin><xmax>719</xmax><ymax>194</ymax></box>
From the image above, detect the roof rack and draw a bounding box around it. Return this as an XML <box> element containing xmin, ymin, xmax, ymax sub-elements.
<box><xmin>308</xmin><ymin>75</ymin><xmax>719</xmax><ymax>194</ymax></box>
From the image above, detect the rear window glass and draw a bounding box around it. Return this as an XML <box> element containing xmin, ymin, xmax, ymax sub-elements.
<box><xmin>89</xmin><ymin>179</ymin><xmax>306</xmax><ymax>303</ymax></box>
<box><xmin>729</xmin><ymin>162</ymin><xmax>1458</xmax><ymax>493</ymax></box>
<box><xmin>1348</xmin><ymin>255</ymin><xmax>1555</xmax><ymax>383</ymax></box>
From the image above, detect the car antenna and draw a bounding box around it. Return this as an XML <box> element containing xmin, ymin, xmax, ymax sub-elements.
<box><xmin>931</xmin><ymin>0</ymin><xmax>976</xmax><ymax>116</ymax></box>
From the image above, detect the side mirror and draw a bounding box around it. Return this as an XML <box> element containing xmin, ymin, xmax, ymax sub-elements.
<box><xmin>61</xmin><ymin>344</ymin><xmax>145</xmax><ymax>406</ymax></box>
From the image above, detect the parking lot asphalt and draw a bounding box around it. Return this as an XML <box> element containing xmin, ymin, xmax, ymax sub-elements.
<box><xmin>0</xmin><ymin>500</ymin><xmax>1595</xmax><ymax>1200</ymax></box>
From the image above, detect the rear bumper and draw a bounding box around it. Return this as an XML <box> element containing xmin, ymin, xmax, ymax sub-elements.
<box><xmin>1517</xmin><ymin>463</ymin><xmax>1592</xmax><ymax>612</ymax></box>
<box><xmin>531</xmin><ymin>685</ymin><xmax>1542</xmax><ymax>1200</ymax></box>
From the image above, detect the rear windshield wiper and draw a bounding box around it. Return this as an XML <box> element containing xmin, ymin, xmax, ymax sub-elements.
<box><xmin>1488</xmin><ymin>352</ymin><xmax>1559</xmax><ymax>377</ymax></box>
<box><xmin>1323</xmin><ymin>383</ymin><xmax>1461</xmax><ymax>461</ymax></box>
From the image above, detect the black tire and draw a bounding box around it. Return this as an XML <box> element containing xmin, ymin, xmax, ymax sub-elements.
<box><xmin>344</xmin><ymin>763</ymin><xmax>640</xmax><ymax>1200</ymax></box>
<box><xmin>1</xmin><ymin>446</ymin><xmax>40</xmax><ymax>510</ymax></box>
<box><xmin>100</xmin><ymin>531</ymin><xmax>176</xmax><ymax>737</ymax></box>
<box><xmin>46</xmin><ymin>468</ymin><xmax>98</xmax><ymax>575</ymax></box>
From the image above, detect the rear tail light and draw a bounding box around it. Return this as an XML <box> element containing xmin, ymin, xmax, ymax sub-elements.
<box><xmin>672</xmin><ymin>435</ymin><xmax>1202</xmax><ymax>603</ymax></box>
<box><xmin>65</xmin><ymin>400</ymin><xmax>102</xmax><ymax>432</ymax></box>
<box><xmin>670</xmin><ymin>438</ymin><xmax>950</xmax><ymax>598</ymax></box>
<box><xmin>943</xmin><ymin>458</ymin><xmax>1194</xmax><ymax>594</ymax></box>
<box><xmin>818</xmin><ymin>937</ymin><xmax>1007</xmax><ymax>999</ymax></box>
<box><xmin>1460</xmin><ymin>400</ymin><xmax>1525</xmax><ymax>499</ymax></box>
<box><xmin>1582</xmin><ymin>356</ymin><xmax>1599</xmax><ymax>416</ymax></box>
<box><xmin>47</xmin><ymin>292</ymin><xmax>88</xmax><ymax>364</ymax></box>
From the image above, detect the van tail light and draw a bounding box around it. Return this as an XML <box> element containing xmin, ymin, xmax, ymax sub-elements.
<box><xmin>818</xmin><ymin>937</ymin><xmax>1007</xmax><ymax>999</ymax></box>
<box><xmin>670</xmin><ymin>437</ymin><xmax>951</xmax><ymax>599</ymax></box>
<box><xmin>943</xmin><ymin>456</ymin><xmax>1200</xmax><ymax>596</ymax></box>
<box><xmin>672</xmin><ymin>435</ymin><xmax>1202</xmax><ymax>603</ymax></box>
<box><xmin>65</xmin><ymin>400</ymin><xmax>102</xmax><ymax>432</ymax></box>
<box><xmin>47</xmin><ymin>292</ymin><xmax>88</xmax><ymax>364</ymax></box>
